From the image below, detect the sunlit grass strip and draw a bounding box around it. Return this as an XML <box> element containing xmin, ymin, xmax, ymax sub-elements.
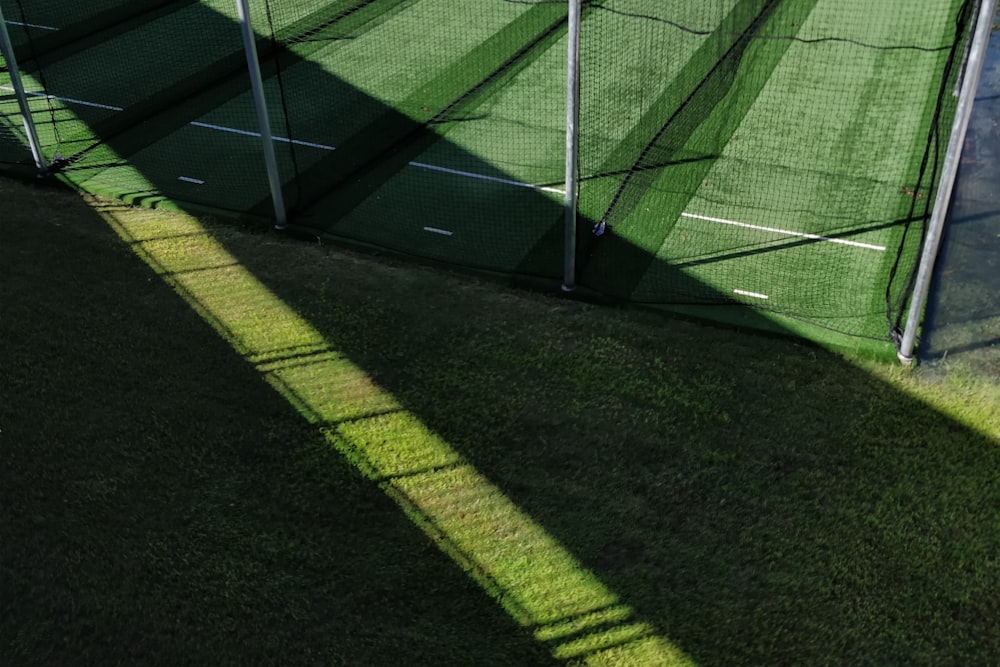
<box><xmin>101</xmin><ymin>206</ymin><xmax>695</xmax><ymax>665</ymax></box>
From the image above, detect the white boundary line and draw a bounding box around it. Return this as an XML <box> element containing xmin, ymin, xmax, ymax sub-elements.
<box><xmin>178</xmin><ymin>176</ymin><xmax>205</xmax><ymax>184</ymax></box>
<box><xmin>0</xmin><ymin>86</ymin><xmax>124</xmax><ymax>111</ymax></box>
<box><xmin>733</xmin><ymin>289</ymin><xmax>769</xmax><ymax>300</ymax></box>
<box><xmin>681</xmin><ymin>212</ymin><xmax>886</xmax><ymax>251</ymax></box>
<box><xmin>423</xmin><ymin>226</ymin><xmax>453</xmax><ymax>236</ymax></box>
<box><xmin>5</xmin><ymin>87</ymin><xmax>563</xmax><ymax>195</ymax></box>
<box><xmin>189</xmin><ymin>121</ymin><xmax>335</xmax><ymax>151</ymax></box>
<box><xmin>410</xmin><ymin>161</ymin><xmax>565</xmax><ymax>195</ymax></box>
<box><xmin>4</xmin><ymin>20</ymin><xmax>58</xmax><ymax>31</ymax></box>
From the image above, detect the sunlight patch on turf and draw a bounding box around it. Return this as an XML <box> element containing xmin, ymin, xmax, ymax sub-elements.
<box><xmin>100</xmin><ymin>206</ymin><xmax>697</xmax><ymax>666</ymax></box>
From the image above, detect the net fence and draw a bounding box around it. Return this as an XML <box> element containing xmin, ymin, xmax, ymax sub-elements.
<box><xmin>0</xmin><ymin>0</ymin><xmax>981</xmax><ymax>353</ymax></box>
<box><xmin>258</xmin><ymin>0</ymin><xmax>568</xmax><ymax>274</ymax></box>
<box><xmin>576</xmin><ymin>0</ymin><xmax>976</xmax><ymax>343</ymax></box>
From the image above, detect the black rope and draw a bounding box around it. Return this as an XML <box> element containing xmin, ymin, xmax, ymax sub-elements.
<box><xmin>587</xmin><ymin>2</ymin><xmax>955</xmax><ymax>53</ymax></box>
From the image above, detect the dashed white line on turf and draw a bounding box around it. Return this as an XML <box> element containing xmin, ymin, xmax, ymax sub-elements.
<box><xmin>178</xmin><ymin>176</ymin><xmax>205</xmax><ymax>185</ymax></box>
<box><xmin>681</xmin><ymin>212</ymin><xmax>886</xmax><ymax>251</ymax></box>
<box><xmin>2</xmin><ymin>88</ymin><xmax>562</xmax><ymax>195</ymax></box>
<box><xmin>423</xmin><ymin>226</ymin><xmax>453</xmax><ymax>236</ymax></box>
<box><xmin>733</xmin><ymin>289</ymin><xmax>769</xmax><ymax>300</ymax></box>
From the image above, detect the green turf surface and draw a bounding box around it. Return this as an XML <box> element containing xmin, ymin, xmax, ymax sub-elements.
<box><xmin>2</xmin><ymin>0</ymin><xmax>176</xmax><ymax>52</ymax></box>
<box><xmin>5</xmin><ymin>0</ymin><xmax>139</xmax><ymax>28</ymax></box>
<box><xmin>0</xmin><ymin>0</ymin><xmax>976</xmax><ymax>356</ymax></box>
<box><xmin>0</xmin><ymin>96</ymin><xmax>32</xmax><ymax>167</ymax></box>
<box><xmin>625</xmin><ymin>0</ymin><xmax>961</xmax><ymax>338</ymax></box>
<box><xmin>280</xmin><ymin>0</ymin><xmax>567</xmax><ymax>216</ymax></box>
<box><xmin>575</xmin><ymin>0</ymin><xmax>961</xmax><ymax>343</ymax></box>
<box><xmin>3</xmin><ymin>174</ymin><xmax>1000</xmax><ymax>665</ymax></box>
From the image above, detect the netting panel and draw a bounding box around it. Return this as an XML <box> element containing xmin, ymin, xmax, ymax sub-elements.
<box><xmin>0</xmin><ymin>0</ymin><xmax>980</xmax><ymax>352</ymax></box>
<box><xmin>577</xmin><ymin>0</ymin><xmax>972</xmax><ymax>341</ymax></box>
<box><xmin>262</xmin><ymin>0</ymin><xmax>568</xmax><ymax>274</ymax></box>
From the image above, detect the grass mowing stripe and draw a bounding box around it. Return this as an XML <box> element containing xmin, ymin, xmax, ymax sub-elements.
<box><xmin>578</xmin><ymin>0</ymin><xmax>820</xmax><ymax>298</ymax></box>
<box><xmin>279</xmin><ymin>2</ymin><xmax>568</xmax><ymax>223</ymax></box>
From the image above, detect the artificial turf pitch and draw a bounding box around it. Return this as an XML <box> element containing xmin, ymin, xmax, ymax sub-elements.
<box><xmin>0</xmin><ymin>0</ymin><xmax>968</xmax><ymax>355</ymax></box>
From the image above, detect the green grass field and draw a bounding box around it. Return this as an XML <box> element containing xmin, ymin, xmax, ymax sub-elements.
<box><xmin>0</xmin><ymin>0</ymin><xmax>973</xmax><ymax>356</ymax></box>
<box><xmin>3</xmin><ymin>173</ymin><xmax>1000</xmax><ymax>665</ymax></box>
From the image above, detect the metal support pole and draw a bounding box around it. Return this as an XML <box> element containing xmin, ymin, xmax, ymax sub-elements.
<box><xmin>562</xmin><ymin>0</ymin><xmax>581</xmax><ymax>292</ymax></box>
<box><xmin>898</xmin><ymin>0</ymin><xmax>997</xmax><ymax>364</ymax></box>
<box><xmin>236</xmin><ymin>0</ymin><xmax>287</xmax><ymax>229</ymax></box>
<box><xmin>0</xmin><ymin>7</ymin><xmax>46</xmax><ymax>171</ymax></box>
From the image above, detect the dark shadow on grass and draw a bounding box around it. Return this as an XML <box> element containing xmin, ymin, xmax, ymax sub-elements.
<box><xmin>0</xmin><ymin>177</ymin><xmax>560</xmax><ymax>666</ymax></box>
<box><xmin>3</xmin><ymin>2</ymin><xmax>999</xmax><ymax>666</ymax></box>
<box><xmin>213</xmin><ymin>223</ymin><xmax>1000</xmax><ymax>665</ymax></box>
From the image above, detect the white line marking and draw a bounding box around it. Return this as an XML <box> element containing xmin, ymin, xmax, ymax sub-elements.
<box><xmin>423</xmin><ymin>226</ymin><xmax>453</xmax><ymax>236</ymax></box>
<box><xmin>189</xmin><ymin>121</ymin><xmax>335</xmax><ymax>150</ymax></box>
<box><xmin>733</xmin><ymin>289</ymin><xmax>769</xmax><ymax>300</ymax></box>
<box><xmin>0</xmin><ymin>88</ymin><xmax>561</xmax><ymax>198</ymax></box>
<box><xmin>681</xmin><ymin>212</ymin><xmax>886</xmax><ymax>251</ymax></box>
<box><xmin>4</xmin><ymin>20</ymin><xmax>58</xmax><ymax>31</ymax></box>
<box><xmin>0</xmin><ymin>86</ymin><xmax>124</xmax><ymax>111</ymax></box>
<box><xmin>178</xmin><ymin>176</ymin><xmax>205</xmax><ymax>185</ymax></box>
<box><xmin>410</xmin><ymin>161</ymin><xmax>565</xmax><ymax>195</ymax></box>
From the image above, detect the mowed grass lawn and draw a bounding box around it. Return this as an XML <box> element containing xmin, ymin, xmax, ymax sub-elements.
<box><xmin>1</xmin><ymin>173</ymin><xmax>999</xmax><ymax>666</ymax></box>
